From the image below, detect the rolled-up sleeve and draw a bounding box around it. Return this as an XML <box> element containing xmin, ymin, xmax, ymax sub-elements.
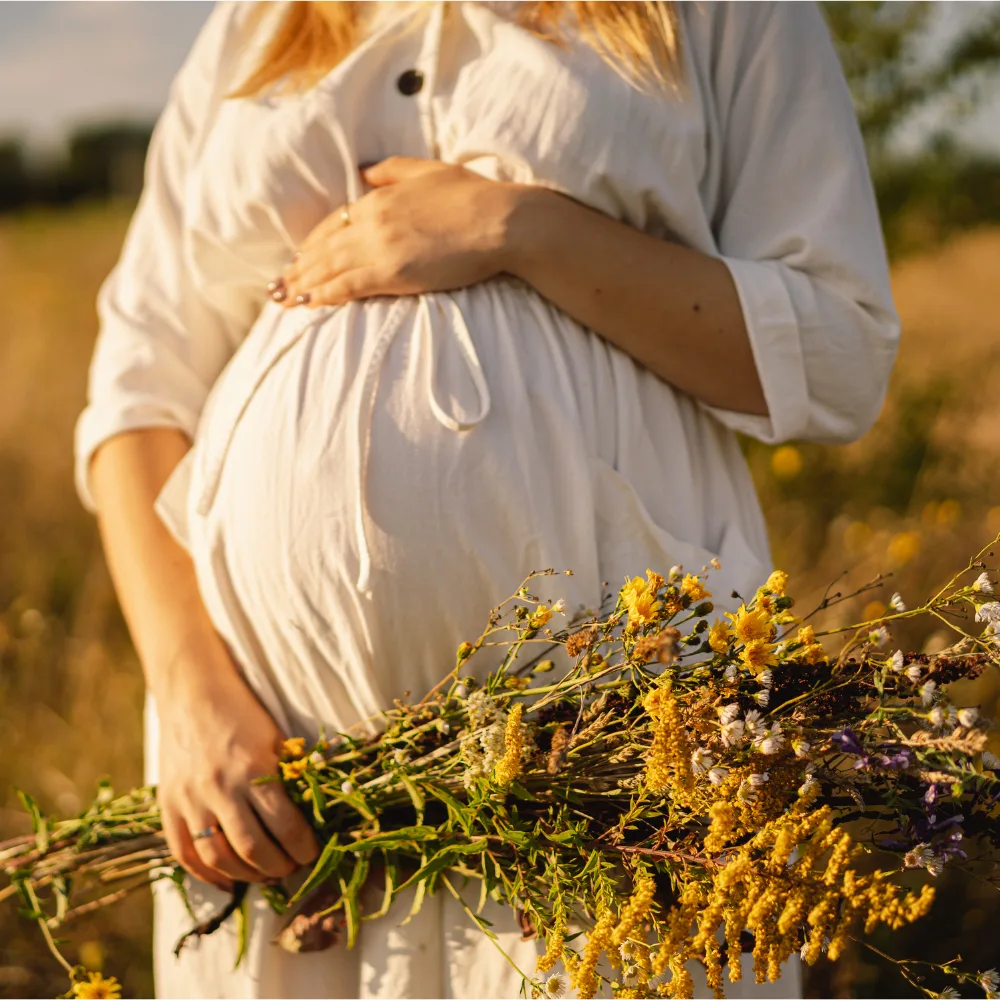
<box><xmin>702</xmin><ymin>2</ymin><xmax>900</xmax><ymax>445</ymax></box>
<box><xmin>74</xmin><ymin>2</ymin><xmax>258</xmax><ymax>512</ymax></box>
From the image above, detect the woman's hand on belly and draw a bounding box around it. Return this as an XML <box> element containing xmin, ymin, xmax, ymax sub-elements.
<box><xmin>157</xmin><ymin>650</ymin><xmax>321</xmax><ymax>890</ymax></box>
<box><xmin>273</xmin><ymin>157</ymin><xmax>522</xmax><ymax>307</ymax></box>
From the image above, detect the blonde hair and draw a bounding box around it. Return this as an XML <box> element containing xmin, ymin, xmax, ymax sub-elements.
<box><xmin>231</xmin><ymin>1</ymin><xmax>681</xmax><ymax>100</ymax></box>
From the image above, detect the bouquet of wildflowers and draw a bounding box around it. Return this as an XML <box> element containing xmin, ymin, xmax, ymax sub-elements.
<box><xmin>4</xmin><ymin>539</ymin><xmax>1000</xmax><ymax>1000</ymax></box>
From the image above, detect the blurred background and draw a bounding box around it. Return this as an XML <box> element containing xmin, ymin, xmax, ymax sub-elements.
<box><xmin>0</xmin><ymin>2</ymin><xmax>999</xmax><ymax>996</ymax></box>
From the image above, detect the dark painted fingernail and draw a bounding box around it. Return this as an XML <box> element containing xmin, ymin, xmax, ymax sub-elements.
<box><xmin>267</xmin><ymin>277</ymin><xmax>285</xmax><ymax>293</ymax></box>
<box><xmin>295</xmin><ymin>293</ymin><xmax>311</xmax><ymax>305</ymax></box>
<box><xmin>271</xmin><ymin>288</ymin><xmax>287</xmax><ymax>302</ymax></box>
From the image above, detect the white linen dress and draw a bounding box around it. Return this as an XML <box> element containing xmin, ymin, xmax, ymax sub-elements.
<box><xmin>75</xmin><ymin>2</ymin><xmax>899</xmax><ymax>997</ymax></box>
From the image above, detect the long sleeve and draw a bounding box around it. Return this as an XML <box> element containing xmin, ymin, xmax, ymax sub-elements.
<box><xmin>702</xmin><ymin>2</ymin><xmax>900</xmax><ymax>445</ymax></box>
<box><xmin>74</xmin><ymin>2</ymin><xmax>264</xmax><ymax>512</ymax></box>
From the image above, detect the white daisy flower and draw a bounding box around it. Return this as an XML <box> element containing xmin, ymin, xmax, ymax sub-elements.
<box><xmin>890</xmin><ymin>649</ymin><xmax>904</xmax><ymax>672</ymax></box>
<box><xmin>724</xmin><ymin>662</ymin><xmax>738</xmax><ymax>683</ymax></box>
<box><xmin>309</xmin><ymin>751</ymin><xmax>326</xmax><ymax>765</ymax></box>
<box><xmin>721</xmin><ymin>720</ymin><xmax>746</xmax><ymax>746</ymax></box>
<box><xmin>340</xmin><ymin>780</ymin><xmax>354</xmax><ymax>795</ymax></box>
<box><xmin>708</xmin><ymin>766</ymin><xmax>729</xmax><ymax>785</ymax></box>
<box><xmin>906</xmin><ymin>844</ymin><xmax>945</xmax><ymax>877</ymax></box>
<box><xmin>748</xmin><ymin>771</ymin><xmax>770</xmax><ymax>786</ymax></box>
<box><xmin>983</xmin><ymin>751</ymin><xmax>1000</xmax><ymax>770</ymax></box>
<box><xmin>793</xmin><ymin>740</ymin><xmax>811</xmax><ymax>758</ymax></box>
<box><xmin>957</xmin><ymin>707</ymin><xmax>979</xmax><ymax>728</ymax></box>
<box><xmin>718</xmin><ymin>703</ymin><xmax>741</xmax><ymax>725</ymax></box>
<box><xmin>798</xmin><ymin>773</ymin><xmax>818</xmax><ymax>797</ymax></box>
<box><xmin>621</xmin><ymin>964</ymin><xmax>640</xmax><ymax>987</ymax></box>
<box><xmin>906</xmin><ymin>664</ymin><xmax>923</xmax><ymax>683</ymax></box>
<box><xmin>975</xmin><ymin>601</ymin><xmax>1000</xmax><ymax>625</ymax></box>
<box><xmin>979</xmin><ymin>969</ymin><xmax>999</xmax><ymax>997</ymax></box>
<box><xmin>759</xmin><ymin>734</ymin><xmax>785</xmax><ymax>755</ymax></box>
<box><xmin>758</xmin><ymin>669</ymin><xmax>773</xmax><ymax>689</ymax></box>
<box><xmin>437</xmin><ymin>719</ymin><xmax>451</xmax><ymax>735</ymax></box>
<box><xmin>744</xmin><ymin>709</ymin><xmax>764</xmax><ymax>738</ymax></box>
<box><xmin>928</xmin><ymin>706</ymin><xmax>945</xmax><ymax>729</ymax></box>
<box><xmin>691</xmin><ymin>747</ymin><xmax>715</xmax><ymax>776</ymax></box>
<box><xmin>668</xmin><ymin>565</ymin><xmax>683</xmax><ymax>581</ymax></box>
<box><xmin>620</xmin><ymin>940</ymin><xmax>642</xmax><ymax>962</ymax></box>
<box><xmin>937</xmin><ymin>987</ymin><xmax>960</xmax><ymax>999</ymax></box>
<box><xmin>454</xmin><ymin>683</ymin><xmax>469</xmax><ymax>700</ymax></box>
<box><xmin>921</xmin><ymin>680</ymin><xmax>937</xmax><ymax>707</ymax></box>
<box><xmin>755</xmin><ymin>689</ymin><xmax>771</xmax><ymax>708</ymax></box>
<box><xmin>552</xmin><ymin>599</ymin><xmax>567</xmax><ymax>614</ymax></box>
<box><xmin>889</xmin><ymin>592</ymin><xmax>906</xmax><ymax>612</ymax></box>
<box><xmin>974</xmin><ymin>572</ymin><xmax>994</xmax><ymax>595</ymax></box>
<box><xmin>868</xmin><ymin>626</ymin><xmax>889</xmax><ymax>647</ymax></box>
<box><xmin>545</xmin><ymin>973</ymin><xmax>569</xmax><ymax>999</ymax></box>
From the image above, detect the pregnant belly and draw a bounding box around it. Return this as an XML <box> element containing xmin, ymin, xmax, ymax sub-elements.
<box><xmin>182</xmin><ymin>280</ymin><xmax>624</xmax><ymax>724</ymax></box>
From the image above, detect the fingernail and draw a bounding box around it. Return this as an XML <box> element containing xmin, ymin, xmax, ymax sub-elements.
<box><xmin>359</xmin><ymin>161</ymin><xmax>378</xmax><ymax>172</ymax></box>
<box><xmin>271</xmin><ymin>288</ymin><xmax>287</xmax><ymax>302</ymax></box>
<box><xmin>295</xmin><ymin>293</ymin><xmax>311</xmax><ymax>305</ymax></box>
<box><xmin>267</xmin><ymin>277</ymin><xmax>285</xmax><ymax>293</ymax></box>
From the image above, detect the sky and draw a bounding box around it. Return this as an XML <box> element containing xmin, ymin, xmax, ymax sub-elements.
<box><xmin>0</xmin><ymin>1</ymin><xmax>998</xmax><ymax>157</ymax></box>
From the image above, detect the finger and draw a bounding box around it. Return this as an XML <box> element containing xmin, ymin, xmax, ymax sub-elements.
<box><xmin>362</xmin><ymin>155</ymin><xmax>441</xmax><ymax>187</ymax></box>
<box><xmin>188</xmin><ymin>812</ymin><xmax>265</xmax><ymax>885</ymax></box>
<box><xmin>282</xmin><ymin>231</ymin><xmax>363</xmax><ymax>293</ymax></box>
<box><xmin>298</xmin><ymin>203</ymin><xmax>356</xmax><ymax>257</ymax></box>
<box><xmin>214</xmin><ymin>795</ymin><xmax>298</xmax><ymax>880</ymax></box>
<box><xmin>248</xmin><ymin>781</ymin><xmax>321</xmax><ymax>867</ymax></box>
<box><xmin>162</xmin><ymin>806</ymin><xmax>234</xmax><ymax>892</ymax></box>
<box><xmin>282</xmin><ymin>249</ymin><xmax>359</xmax><ymax>304</ymax></box>
<box><xmin>305</xmin><ymin>267</ymin><xmax>390</xmax><ymax>307</ymax></box>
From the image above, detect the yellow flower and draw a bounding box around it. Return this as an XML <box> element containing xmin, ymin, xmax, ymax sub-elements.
<box><xmin>280</xmin><ymin>758</ymin><xmax>309</xmax><ymax>781</ymax></box>
<box><xmin>763</xmin><ymin>570</ymin><xmax>788</xmax><ymax>597</ymax></box>
<box><xmin>680</xmin><ymin>574</ymin><xmax>710</xmax><ymax>602</ymax></box>
<box><xmin>73</xmin><ymin>973</ymin><xmax>122</xmax><ymax>1000</ymax></box>
<box><xmin>796</xmin><ymin>624</ymin><xmax>815</xmax><ymax>646</ymax></box>
<box><xmin>621</xmin><ymin>572</ymin><xmax>663</xmax><ymax>627</ymax></box>
<box><xmin>726</xmin><ymin>604</ymin><xmax>774</xmax><ymax>645</ymax></box>
<box><xmin>708</xmin><ymin>619</ymin><xmax>731</xmax><ymax>655</ymax></box>
<box><xmin>741</xmin><ymin>639</ymin><xmax>777</xmax><ymax>676</ymax></box>
<box><xmin>280</xmin><ymin>737</ymin><xmax>307</xmax><ymax>760</ymax></box>
<box><xmin>493</xmin><ymin>704</ymin><xmax>524</xmax><ymax>785</ymax></box>
<box><xmin>530</xmin><ymin>605</ymin><xmax>553</xmax><ymax>628</ymax></box>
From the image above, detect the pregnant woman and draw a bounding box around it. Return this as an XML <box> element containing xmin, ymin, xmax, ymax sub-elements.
<box><xmin>76</xmin><ymin>2</ymin><xmax>898</xmax><ymax>997</ymax></box>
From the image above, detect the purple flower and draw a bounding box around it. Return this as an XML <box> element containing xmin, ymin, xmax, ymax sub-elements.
<box><xmin>831</xmin><ymin>729</ymin><xmax>865</xmax><ymax>755</ymax></box>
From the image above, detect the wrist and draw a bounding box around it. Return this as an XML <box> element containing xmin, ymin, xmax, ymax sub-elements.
<box><xmin>495</xmin><ymin>183</ymin><xmax>563</xmax><ymax>278</ymax></box>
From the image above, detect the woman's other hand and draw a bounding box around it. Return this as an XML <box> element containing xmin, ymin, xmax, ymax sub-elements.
<box><xmin>273</xmin><ymin>157</ymin><xmax>525</xmax><ymax>307</ymax></box>
<box><xmin>157</xmin><ymin>655</ymin><xmax>321</xmax><ymax>892</ymax></box>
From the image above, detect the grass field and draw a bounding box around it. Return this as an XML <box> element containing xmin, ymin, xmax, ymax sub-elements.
<box><xmin>0</xmin><ymin>204</ymin><xmax>998</xmax><ymax>997</ymax></box>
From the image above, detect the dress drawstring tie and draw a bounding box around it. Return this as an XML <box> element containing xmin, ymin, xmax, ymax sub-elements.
<box><xmin>353</xmin><ymin>292</ymin><xmax>491</xmax><ymax>596</ymax></box>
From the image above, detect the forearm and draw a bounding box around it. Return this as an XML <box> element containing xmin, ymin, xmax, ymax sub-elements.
<box><xmin>89</xmin><ymin>429</ymin><xmax>242</xmax><ymax>706</ymax></box>
<box><xmin>503</xmin><ymin>187</ymin><xmax>767</xmax><ymax>416</ymax></box>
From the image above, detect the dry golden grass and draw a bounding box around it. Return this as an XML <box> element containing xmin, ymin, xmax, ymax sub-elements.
<box><xmin>0</xmin><ymin>205</ymin><xmax>997</xmax><ymax>997</ymax></box>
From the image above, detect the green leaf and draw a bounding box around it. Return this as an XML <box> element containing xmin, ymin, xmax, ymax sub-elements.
<box><xmin>304</xmin><ymin>772</ymin><xmax>326</xmax><ymax>825</ymax></box>
<box><xmin>16</xmin><ymin>789</ymin><xmax>48</xmax><ymax>854</ymax></box>
<box><xmin>363</xmin><ymin>854</ymin><xmax>396</xmax><ymax>921</ymax></box>
<box><xmin>425</xmin><ymin>783</ymin><xmax>471</xmax><ymax>836</ymax></box>
<box><xmin>288</xmin><ymin>835</ymin><xmax>345</xmax><ymax>906</ymax></box>
<box><xmin>345</xmin><ymin>826</ymin><xmax>439</xmax><ymax>852</ymax></box>
<box><xmin>340</xmin><ymin>854</ymin><xmax>370</xmax><ymax>949</ymax></box>
<box><xmin>399</xmin><ymin>774</ymin><xmax>425</xmax><ymax>825</ymax></box>
<box><xmin>233</xmin><ymin>891</ymin><xmax>250</xmax><ymax>969</ymax></box>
